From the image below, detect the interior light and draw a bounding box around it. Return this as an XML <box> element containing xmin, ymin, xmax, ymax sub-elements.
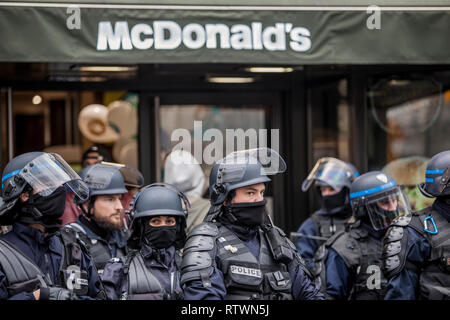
<box><xmin>207</xmin><ymin>76</ymin><xmax>255</xmax><ymax>84</ymax></box>
<box><xmin>79</xmin><ymin>66</ymin><xmax>137</xmax><ymax>72</ymax></box>
<box><xmin>32</xmin><ymin>95</ymin><xmax>42</xmax><ymax>105</ymax></box>
<box><xmin>245</xmin><ymin>67</ymin><xmax>294</xmax><ymax>73</ymax></box>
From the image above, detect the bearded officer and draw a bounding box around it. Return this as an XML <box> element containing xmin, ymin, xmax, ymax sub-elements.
<box><xmin>312</xmin><ymin>171</ymin><xmax>412</xmax><ymax>300</ymax></box>
<box><xmin>63</xmin><ymin>163</ymin><xmax>128</xmax><ymax>275</ymax></box>
<box><xmin>180</xmin><ymin>148</ymin><xmax>324</xmax><ymax>300</ymax></box>
<box><xmin>382</xmin><ymin>150</ymin><xmax>450</xmax><ymax>299</ymax></box>
<box><xmin>0</xmin><ymin>152</ymin><xmax>105</xmax><ymax>300</ymax></box>
<box><xmin>294</xmin><ymin>157</ymin><xmax>359</xmax><ymax>270</ymax></box>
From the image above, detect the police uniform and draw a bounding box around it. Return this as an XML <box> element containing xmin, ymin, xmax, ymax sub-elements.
<box><xmin>181</xmin><ymin>219</ymin><xmax>323</xmax><ymax>300</ymax></box>
<box><xmin>64</xmin><ymin>216</ymin><xmax>127</xmax><ymax>275</ymax></box>
<box><xmin>383</xmin><ymin>200</ymin><xmax>450</xmax><ymax>299</ymax></box>
<box><xmin>101</xmin><ymin>244</ymin><xmax>183</xmax><ymax>300</ymax></box>
<box><xmin>0</xmin><ymin>222</ymin><xmax>105</xmax><ymax>299</ymax></box>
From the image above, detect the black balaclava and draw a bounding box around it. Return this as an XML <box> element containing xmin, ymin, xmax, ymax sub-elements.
<box><xmin>224</xmin><ymin>199</ymin><xmax>267</xmax><ymax>227</ymax></box>
<box><xmin>142</xmin><ymin>216</ymin><xmax>178</xmax><ymax>249</ymax></box>
<box><xmin>320</xmin><ymin>187</ymin><xmax>349</xmax><ymax>212</ymax></box>
<box><xmin>19</xmin><ymin>186</ymin><xmax>67</xmax><ymax>232</ymax></box>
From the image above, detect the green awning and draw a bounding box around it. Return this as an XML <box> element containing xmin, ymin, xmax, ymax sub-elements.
<box><xmin>0</xmin><ymin>1</ymin><xmax>449</xmax><ymax>64</ymax></box>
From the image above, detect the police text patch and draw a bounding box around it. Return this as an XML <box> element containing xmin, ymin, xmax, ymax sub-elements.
<box><xmin>230</xmin><ymin>265</ymin><xmax>262</xmax><ymax>278</ymax></box>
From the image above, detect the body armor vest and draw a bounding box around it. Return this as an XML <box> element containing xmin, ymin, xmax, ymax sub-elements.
<box><xmin>120</xmin><ymin>250</ymin><xmax>183</xmax><ymax>300</ymax></box>
<box><xmin>313</xmin><ymin>220</ymin><xmax>387</xmax><ymax>300</ymax></box>
<box><xmin>0</xmin><ymin>228</ymin><xmax>90</xmax><ymax>297</ymax></box>
<box><xmin>383</xmin><ymin>207</ymin><xmax>450</xmax><ymax>300</ymax></box>
<box><xmin>64</xmin><ymin>223</ymin><xmax>125</xmax><ymax>274</ymax></box>
<box><xmin>310</xmin><ymin>213</ymin><xmax>349</xmax><ymax>247</ymax></box>
<box><xmin>181</xmin><ymin>222</ymin><xmax>304</xmax><ymax>300</ymax></box>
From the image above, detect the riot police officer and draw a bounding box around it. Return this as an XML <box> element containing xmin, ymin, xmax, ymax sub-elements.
<box><xmin>181</xmin><ymin>148</ymin><xmax>324</xmax><ymax>300</ymax></box>
<box><xmin>382</xmin><ymin>150</ymin><xmax>450</xmax><ymax>299</ymax></box>
<box><xmin>294</xmin><ymin>157</ymin><xmax>359</xmax><ymax>270</ymax></box>
<box><xmin>0</xmin><ymin>152</ymin><xmax>105</xmax><ymax>300</ymax></box>
<box><xmin>313</xmin><ymin>171</ymin><xmax>412</xmax><ymax>300</ymax></box>
<box><xmin>63</xmin><ymin>163</ymin><xmax>128</xmax><ymax>275</ymax></box>
<box><xmin>101</xmin><ymin>183</ymin><xmax>188</xmax><ymax>300</ymax></box>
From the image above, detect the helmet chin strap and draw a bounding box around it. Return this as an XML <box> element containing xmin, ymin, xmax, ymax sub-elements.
<box><xmin>80</xmin><ymin>196</ymin><xmax>96</xmax><ymax>220</ymax></box>
<box><xmin>418</xmin><ymin>182</ymin><xmax>435</xmax><ymax>198</ymax></box>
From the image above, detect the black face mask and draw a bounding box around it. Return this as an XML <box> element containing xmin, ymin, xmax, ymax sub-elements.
<box><xmin>21</xmin><ymin>186</ymin><xmax>67</xmax><ymax>226</ymax></box>
<box><xmin>321</xmin><ymin>188</ymin><xmax>348</xmax><ymax>212</ymax></box>
<box><xmin>226</xmin><ymin>199</ymin><xmax>267</xmax><ymax>227</ymax></box>
<box><xmin>143</xmin><ymin>224</ymin><xmax>178</xmax><ymax>249</ymax></box>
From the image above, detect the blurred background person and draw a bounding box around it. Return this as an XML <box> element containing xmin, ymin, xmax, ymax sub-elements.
<box><xmin>163</xmin><ymin>149</ymin><xmax>210</xmax><ymax>234</ymax></box>
<box><xmin>81</xmin><ymin>145</ymin><xmax>112</xmax><ymax>169</ymax></box>
<box><xmin>382</xmin><ymin>156</ymin><xmax>433</xmax><ymax>212</ymax></box>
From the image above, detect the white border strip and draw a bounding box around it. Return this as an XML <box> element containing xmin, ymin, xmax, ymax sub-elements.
<box><xmin>0</xmin><ymin>2</ymin><xmax>449</xmax><ymax>11</ymax></box>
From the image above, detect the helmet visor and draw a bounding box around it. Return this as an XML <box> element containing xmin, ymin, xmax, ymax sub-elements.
<box><xmin>302</xmin><ymin>157</ymin><xmax>358</xmax><ymax>192</ymax></box>
<box><xmin>365</xmin><ymin>186</ymin><xmax>411</xmax><ymax>230</ymax></box>
<box><xmin>83</xmin><ymin>163</ymin><xmax>120</xmax><ymax>190</ymax></box>
<box><xmin>215</xmin><ymin>147</ymin><xmax>286</xmax><ymax>185</ymax></box>
<box><xmin>19</xmin><ymin>153</ymin><xmax>89</xmax><ymax>202</ymax></box>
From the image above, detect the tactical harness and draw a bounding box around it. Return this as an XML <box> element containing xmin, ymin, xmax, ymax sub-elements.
<box><xmin>0</xmin><ymin>227</ymin><xmax>101</xmax><ymax>298</ymax></box>
<box><xmin>180</xmin><ymin>221</ymin><xmax>311</xmax><ymax>300</ymax></box>
<box><xmin>64</xmin><ymin>223</ymin><xmax>126</xmax><ymax>275</ymax></box>
<box><xmin>118</xmin><ymin>249</ymin><xmax>183</xmax><ymax>300</ymax></box>
<box><xmin>312</xmin><ymin>220</ymin><xmax>388</xmax><ymax>300</ymax></box>
<box><xmin>310</xmin><ymin>213</ymin><xmax>349</xmax><ymax>247</ymax></box>
<box><xmin>382</xmin><ymin>207</ymin><xmax>450</xmax><ymax>300</ymax></box>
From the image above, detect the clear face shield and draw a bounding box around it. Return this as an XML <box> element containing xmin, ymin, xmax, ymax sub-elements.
<box><xmin>364</xmin><ymin>186</ymin><xmax>412</xmax><ymax>230</ymax></box>
<box><xmin>215</xmin><ymin>147</ymin><xmax>287</xmax><ymax>185</ymax></box>
<box><xmin>301</xmin><ymin>157</ymin><xmax>358</xmax><ymax>192</ymax></box>
<box><xmin>19</xmin><ymin>153</ymin><xmax>89</xmax><ymax>202</ymax></box>
<box><xmin>82</xmin><ymin>163</ymin><xmax>120</xmax><ymax>190</ymax></box>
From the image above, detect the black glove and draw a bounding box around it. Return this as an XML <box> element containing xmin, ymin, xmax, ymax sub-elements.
<box><xmin>39</xmin><ymin>287</ymin><xmax>79</xmax><ymax>300</ymax></box>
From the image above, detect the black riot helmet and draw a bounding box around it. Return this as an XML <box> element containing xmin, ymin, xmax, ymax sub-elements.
<box><xmin>419</xmin><ymin>150</ymin><xmax>450</xmax><ymax>198</ymax></box>
<box><xmin>0</xmin><ymin>152</ymin><xmax>89</xmax><ymax>223</ymax></box>
<box><xmin>349</xmin><ymin>171</ymin><xmax>411</xmax><ymax>231</ymax></box>
<box><xmin>75</xmin><ymin>163</ymin><xmax>127</xmax><ymax>205</ymax></box>
<box><xmin>127</xmin><ymin>183</ymin><xmax>190</xmax><ymax>249</ymax></box>
<box><xmin>210</xmin><ymin>147</ymin><xmax>286</xmax><ymax>206</ymax></box>
<box><xmin>208</xmin><ymin>163</ymin><xmax>220</xmax><ymax>204</ymax></box>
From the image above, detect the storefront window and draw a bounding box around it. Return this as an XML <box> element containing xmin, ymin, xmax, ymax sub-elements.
<box><xmin>310</xmin><ymin>78</ymin><xmax>351</xmax><ymax>164</ymax></box>
<box><xmin>5</xmin><ymin>90</ymin><xmax>138</xmax><ymax>173</ymax></box>
<box><xmin>159</xmin><ymin>103</ymin><xmax>270</xmax><ymax>209</ymax></box>
<box><xmin>367</xmin><ymin>76</ymin><xmax>450</xmax><ymax>210</ymax></box>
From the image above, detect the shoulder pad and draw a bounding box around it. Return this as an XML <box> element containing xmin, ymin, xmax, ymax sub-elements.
<box><xmin>180</xmin><ymin>222</ymin><xmax>218</xmax><ymax>286</ymax></box>
<box><xmin>180</xmin><ymin>250</ymin><xmax>215</xmax><ymax>286</ymax></box>
<box><xmin>382</xmin><ymin>224</ymin><xmax>410</xmax><ymax>279</ymax></box>
<box><xmin>189</xmin><ymin>222</ymin><xmax>219</xmax><ymax>237</ymax></box>
<box><xmin>183</xmin><ymin>235</ymin><xmax>216</xmax><ymax>254</ymax></box>
<box><xmin>390</xmin><ymin>215</ymin><xmax>412</xmax><ymax>227</ymax></box>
